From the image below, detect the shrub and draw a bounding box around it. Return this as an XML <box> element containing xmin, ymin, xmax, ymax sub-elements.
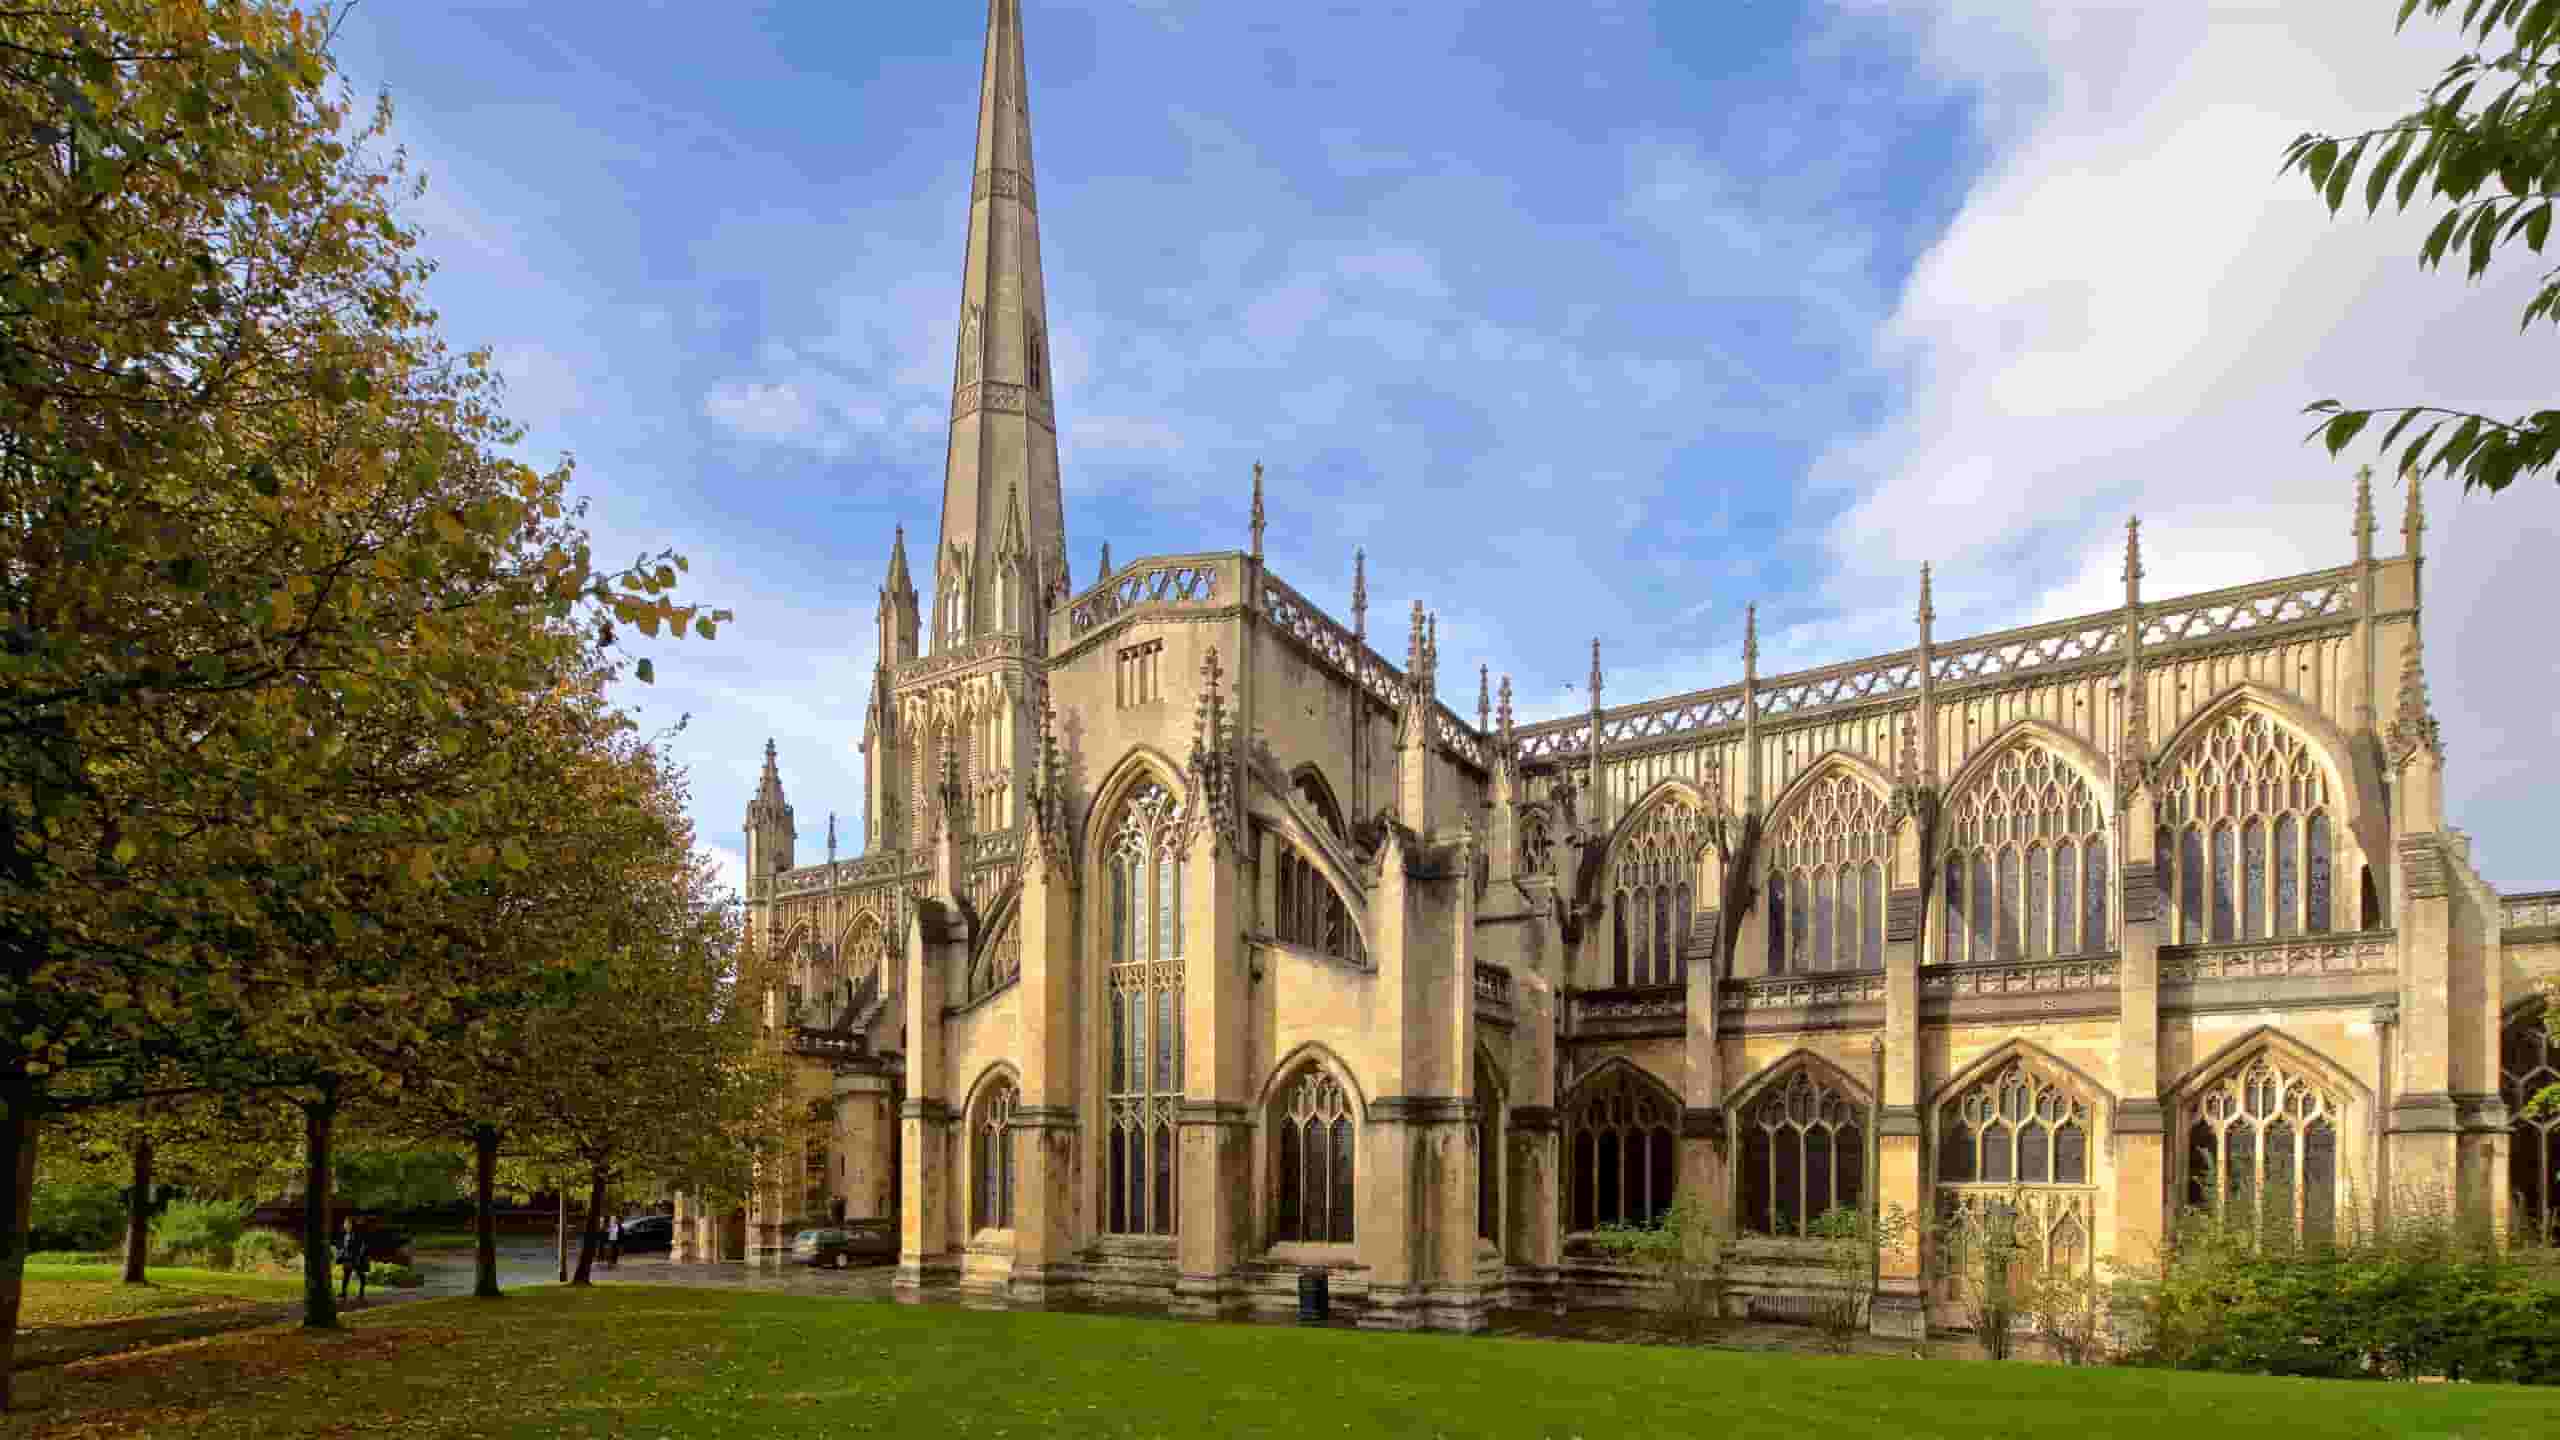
<box><xmin>1934</xmin><ymin>1191</ymin><xmax>2034</xmax><ymax>1360</ymax></box>
<box><xmin>1805</xmin><ymin>1203</ymin><xmax>1911</xmax><ymax>1353</ymax></box>
<box><xmin>1589</xmin><ymin>1190</ymin><xmax>1731</xmax><ymax>1343</ymax></box>
<box><xmin>30</xmin><ymin>1181</ymin><xmax>125</xmax><ymax>1253</ymax></box>
<box><xmin>371</xmin><ymin>1263</ymin><xmax>425</xmax><ymax>1289</ymax></box>
<box><xmin>150</xmin><ymin>1197</ymin><xmax>251</xmax><ymax>1269</ymax></box>
<box><xmin>2023</xmin><ymin>1260</ymin><xmax>2114</xmax><ymax>1365</ymax></box>
<box><xmin>232</xmin><ymin>1228</ymin><xmax>301</xmax><ymax>1274</ymax></box>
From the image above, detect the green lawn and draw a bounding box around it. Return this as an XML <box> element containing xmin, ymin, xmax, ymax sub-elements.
<box><xmin>18</xmin><ymin>1263</ymin><xmax>303</xmax><ymax>1329</ymax></box>
<box><xmin>11</xmin><ymin>1286</ymin><xmax>2556</xmax><ymax>1438</ymax></box>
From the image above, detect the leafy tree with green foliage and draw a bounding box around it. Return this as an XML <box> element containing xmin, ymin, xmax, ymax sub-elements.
<box><xmin>2283</xmin><ymin>0</ymin><xmax>2560</xmax><ymax>494</ymax></box>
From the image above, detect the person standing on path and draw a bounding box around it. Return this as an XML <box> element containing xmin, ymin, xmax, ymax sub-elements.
<box><xmin>335</xmin><ymin>1217</ymin><xmax>371</xmax><ymax>1303</ymax></box>
<box><xmin>605</xmin><ymin>1216</ymin><xmax>622</xmax><ymax>1269</ymax></box>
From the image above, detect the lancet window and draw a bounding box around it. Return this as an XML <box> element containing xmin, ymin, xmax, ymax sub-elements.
<box><xmin>1942</xmin><ymin>742</ymin><xmax>2112</xmax><ymax>963</ymax></box>
<box><xmin>1609</xmin><ymin>796</ymin><xmax>1706</xmax><ymax>987</ymax></box>
<box><xmin>1104</xmin><ymin>781</ymin><xmax>1186</xmax><ymax>1237</ymax></box>
<box><xmin>1738</xmin><ymin>1067</ymin><xmax>1866</xmax><ymax>1236</ymax></box>
<box><xmin>1271</xmin><ymin>1066</ymin><xmax>1355</xmax><ymax>1244</ymax></box>
<box><xmin>1567</xmin><ymin>1066</ymin><xmax>1678</xmax><ymax>1232</ymax></box>
<box><xmin>1765</xmin><ymin>772</ymin><xmax>1889</xmax><ymax>974</ymax></box>
<box><xmin>2503</xmin><ymin>1010</ymin><xmax>2560</xmax><ymax>1245</ymax></box>
<box><xmin>2157</xmin><ymin>710</ymin><xmax>2336</xmax><ymax>944</ymax></box>
<box><xmin>973</xmin><ymin>1077</ymin><xmax>1017</xmax><ymax>1231</ymax></box>
<box><xmin>2183</xmin><ymin>1052</ymin><xmax>2343</xmax><ymax>1239</ymax></box>
<box><xmin>1937</xmin><ymin>1058</ymin><xmax>2093</xmax><ymax>1187</ymax></box>
<box><xmin>1274</xmin><ymin>846</ymin><xmax>1366</xmax><ymax>966</ymax></box>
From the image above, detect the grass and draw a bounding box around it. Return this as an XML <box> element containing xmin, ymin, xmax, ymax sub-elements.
<box><xmin>8</xmin><ymin>1286</ymin><xmax>2557</xmax><ymax>1438</ymax></box>
<box><xmin>18</xmin><ymin>1263</ymin><xmax>304</xmax><ymax>1330</ymax></box>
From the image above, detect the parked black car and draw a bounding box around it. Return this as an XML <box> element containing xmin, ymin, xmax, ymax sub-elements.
<box><xmin>789</xmin><ymin>1218</ymin><xmax>895</xmax><ymax>1268</ymax></box>
<box><xmin>616</xmin><ymin>1214</ymin><xmax>674</xmax><ymax>1255</ymax></box>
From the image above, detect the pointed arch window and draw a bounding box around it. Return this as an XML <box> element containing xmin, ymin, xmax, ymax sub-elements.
<box><xmin>2183</xmin><ymin>1051</ymin><xmax>2344</xmax><ymax>1240</ymax></box>
<box><xmin>1609</xmin><ymin>797</ymin><xmax>1706</xmax><ymax>986</ymax></box>
<box><xmin>1271</xmin><ymin>1066</ymin><xmax>1355</xmax><ymax>1244</ymax></box>
<box><xmin>973</xmin><ymin>1077</ymin><xmax>1017</xmax><ymax>1231</ymax></box>
<box><xmin>2502</xmin><ymin>1010</ymin><xmax>2560</xmax><ymax>1246</ymax></box>
<box><xmin>1738</xmin><ymin>1068</ymin><xmax>1866</xmax><ymax>1236</ymax></box>
<box><xmin>1943</xmin><ymin>742</ymin><xmax>2111</xmax><ymax>962</ymax></box>
<box><xmin>1274</xmin><ymin>845</ymin><xmax>1366</xmax><ymax>966</ymax></box>
<box><xmin>1105</xmin><ymin>782</ymin><xmax>1186</xmax><ymax>1237</ymax></box>
<box><xmin>1766</xmin><ymin>772</ymin><xmax>1889</xmax><ymax>974</ymax></box>
<box><xmin>1937</xmin><ymin>1058</ymin><xmax>2094</xmax><ymax>1188</ymax></box>
<box><xmin>2158</xmin><ymin>711</ymin><xmax>2335</xmax><ymax>943</ymax></box>
<box><xmin>967</xmin><ymin>918</ymin><xmax>1020</xmax><ymax>1002</ymax></box>
<box><xmin>1567</xmin><ymin>1066</ymin><xmax>1678</xmax><ymax>1231</ymax></box>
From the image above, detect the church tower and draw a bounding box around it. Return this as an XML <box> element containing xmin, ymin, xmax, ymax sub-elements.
<box><xmin>932</xmin><ymin>0</ymin><xmax>1068</xmax><ymax>652</ymax></box>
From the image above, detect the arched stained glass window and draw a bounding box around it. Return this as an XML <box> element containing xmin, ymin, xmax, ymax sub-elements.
<box><xmin>1276</xmin><ymin>846</ymin><xmax>1366</xmax><ymax>966</ymax></box>
<box><xmin>1272</xmin><ymin>1067</ymin><xmax>1355</xmax><ymax>1244</ymax></box>
<box><xmin>2184</xmin><ymin>1052</ymin><xmax>2344</xmax><ymax>1240</ymax></box>
<box><xmin>1567</xmin><ymin>1066</ymin><xmax>1678</xmax><ymax>1231</ymax></box>
<box><xmin>1937</xmin><ymin>1058</ymin><xmax>2094</xmax><ymax>1187</ymax></box>
<box><xmin>1942</xmin><ymin>742</ymin><xmax>2111</xmax><ymax>963</ymax></box>
<box><xmin>2159</xmin><ymin>711</ymin><xmax>2336</xmax><ymax>943</ymax></box>
<box><xmin>1766</xmin><ymin>772</ymin><xmax>1888</xmax><ymax>974</ymax></box>
<box><xmin>1738</xmin><ymin>1068</ymin><xmax>1865</xmax><ymax>1236</ymax></box>
<box><xmin>2502</xmin><ymin>1011</ymin><xmax>2560</xmax><ymax>1247</ymax></box>
<box><xmin>973</xmin><ymin>1077</ymin><xmax>1017</xmax><ymax>1231</ymax></box>
<box><xmin>1105</xmin><ymin>782</ymin><xmax>1186</xmax><ymax>1237</ymax></box>
<box><xmin>1611</xmin><ymin>796</ymin><xmax>1708</xmax><ymax>986</ymax></box>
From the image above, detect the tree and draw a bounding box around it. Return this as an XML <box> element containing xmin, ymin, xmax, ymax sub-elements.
<box><xmin>2283</xmin><ymin>0</ymin><xmax>2560</xmax><ymax>494</ymax></box>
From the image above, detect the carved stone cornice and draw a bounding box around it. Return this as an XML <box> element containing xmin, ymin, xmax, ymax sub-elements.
<box><xmin>1369</xmin><ymin>1096</ymin><xmax>1477</xmax><ymax>1124</ymax></box>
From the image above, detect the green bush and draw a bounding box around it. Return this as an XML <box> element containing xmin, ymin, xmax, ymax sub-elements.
<box><xmin>151</xmin><ymin>1197</ymin><xmax>251</xmax><ymax>1269</ymax></box>
<box><xmin>232</xmin><ymin>1228</ymin><xmax>301</xmax><ymax>1274</ymax></box>
<box><xmin>1588</xmin><ymin>1191</ymin><xmax>1731</xmax><ymax>1343</ymax></box>
<box><xmin>371</xmin><ymin>1263</ymin><xmax>425</xmax><ymax>1288</ymax></box>
<box><xmin>31</xmin><ymin>1180</ymin><xmax>126</xmax><ymax>1253</ymax></box>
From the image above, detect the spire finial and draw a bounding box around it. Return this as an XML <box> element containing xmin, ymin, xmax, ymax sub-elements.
<box><xmin>2401</xmin><ymin>460</ymin><xmax>2425</xmax><ymax>560</ymax></box>
<box><xmin>1588</xmin><ymin>637</ymin><xmax>1603</xmax><ymax>709</ymax></box>
<box><xmin>1917</xmin><ymin>561</ymin><xmax>1935</xmax><ymax>632</ymax></box>
<box><xmin>1426</xmin><ymin>613</ymin><xmax>1439</xmax><ymax>682</ymax></box>
<box><xmin>2123</xmin><ymin>516</ymin><xmax>2144</xmax><ymax>607</ymax></box>
<box><xmin>1351</xmin><ymin>547</ymin><xmax>1368</xmax><ymax>638</ymax></box>
<box><xmin>2387</xmin><ymin>626</ymin><xmax>2443</xmax><ymax>768</ymax></box>
<box><xmin>1406</xmin><ymin>600</ymin><xmax>1426</xmax><ymax>678</ymax></box>
<box><xmin>827</xmin><ymin>811</ymin><xmax>838</xmax><ymax>865</ymax></box>
<box><xmin>1477</xmin><ymin>663</ymin><xmax>1491</xmax><ymax>734</ymax></box>
<box><xmin>1496</xmin><ymin>674</ymin><xmax>1515</xmax><ymax>749</ymax></box>
<box><xmin>1099</xmin><ymin>540</ymin><xmax>1112</xmax><ymax>579</ymax></box>
<box><xmin>1249</xmin><ymin>460</ymin><xmax>1266</xmax><ymax>561</ymax></box>
<box><xmin>2353</xmin><ymin>463</ymin><xmax>2377</xmax><ymax>562</ymax></box>
<box><xmin>1743</xmin><ymin>604</ymin><xmax>1759</xmax><ymax>676</ymax></box>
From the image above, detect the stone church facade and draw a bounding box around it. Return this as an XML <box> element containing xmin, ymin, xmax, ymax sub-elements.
<box><xmin>671</xmin><ymin>0</ymin><xmax>2560</xmax><ymax>1334</ymax></box>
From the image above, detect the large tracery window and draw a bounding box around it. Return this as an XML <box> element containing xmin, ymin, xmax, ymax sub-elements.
<box><xmin>2184</xmin><ymin>1052</ymin><xmax>2343</xmax><ymax>1239</ymax></box>
<box><xmin>1935</xmin><ymin>1057</ymin><xmax>2097</xmax><ymax>1277</ymax></box>
<box><xmin>2504</xmin><ymin>1010</ymin><xmax>2560</xmax><ymax>1246</ymax></box>
<box><xmin>967</xmin><ymin>918</ymin><xmax>1020</xmax><ymax>1002</ymax></box>
<box><xmin>1942</xmin><ymin>743</ymin><xmax>2111</xmax><ymax>963</ymax></box>
<box><xmin>1766</xmin><ymin>772</ymin><xmax>1890</xmax><ymax>974</ymax></box>
<box><xmin>2158</xmin><ymin>710</ymin><xmax>2336</xmax><ymax>944</ymax></box>
<box><xmin>1739</xmin><ymin>1068</ymin><xmax>1866</xmax><ymax>1236</ymax></box>
<box><xmin>1271</xmin><ymin>1066</ymin><xmax>1355</xmax><ymax>1244</ymax></box>
<box><xmin>1274</xmin><ymin>846</ymin><xmax>1366</xmax><ymax>966</ymax></box>
<box><xmin>973</xmin><ymin>1077</ymin><xmax>1017</xmax><ymax>1231</ymax></box>
<box><xmin>1105</xmin><ymin>782</ymin><xmax>1186</xmax><ymax>1237</ymax></box>
<box><xmin>1567</xmin><ymin>1066</ymin><xmax>1679</xmax><ymax>1232</ymax></box>
<box><xmin>1610</xmin><ymin>797</ymin><xmax>1706</xmax><ymax>987</ymax></box>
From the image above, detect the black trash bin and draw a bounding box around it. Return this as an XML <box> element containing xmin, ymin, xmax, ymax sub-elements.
<box><xmin>1297</xmin><ymin>1267</ymin><xmax>1330</xmax><ymax>1325</ymax></box>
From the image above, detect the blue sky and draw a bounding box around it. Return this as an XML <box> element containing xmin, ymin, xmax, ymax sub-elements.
<box><xmin>333</xmin><ymin>0</ymin><xmax>2557</xmax><ymax>892</ymax></box>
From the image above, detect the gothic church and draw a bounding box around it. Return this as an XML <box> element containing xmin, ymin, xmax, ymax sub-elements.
<box><xmin>671</xmin><ymin>0</ymin><xmax>2560</xmax><ymax>1335</ymax></box>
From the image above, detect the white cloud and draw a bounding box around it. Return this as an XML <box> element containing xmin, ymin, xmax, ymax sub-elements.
<box><xmin>702</xmin><ymin>379</ymin><xmax>818</xmax><ymax>440</ymax></box>
<box><xmin>1812</xmin><ymin>0</ymin><xmax>2560</xmax><ymax>886</ymax></box>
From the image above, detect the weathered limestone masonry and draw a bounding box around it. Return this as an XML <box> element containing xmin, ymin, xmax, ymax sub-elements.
<box><xmin>669</xmin><ymin>0</ymin><xmax>2560</xmax><ymax>1330</ymax></box>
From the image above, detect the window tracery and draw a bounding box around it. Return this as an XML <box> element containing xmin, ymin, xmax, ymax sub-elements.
<box><xmin>1738</xmin><ymin>1067</ymin><xmax>1866</xmax><ymax>1236</ymax></box>
<box><xmin>1293</xmin><ymin>768</ymin><xmax>1348</xmax><ymax>844</ymax></box>
<box><xmin>2183</xmin><ymin>1051</ymin><xmax>2343</xmax><ymax>1238</ymax></box>
<box><xmin>1567</xmin><ymin>1065</ymin><xmax>1678</xmax><ymax>1232</ymax></box>
<box><xmin>1936</xmin><ymin>1058</ymin><xmax>2093</xmax><ymax>1187</ymax></box>
<box><xmin>2157</xmin><ymin>710</ymin><xmax>2335</xmax><ymax>944</ymax></box>
<box><xmin>2503</xmin><ymin>1011</ymin><xmax>2559</xmax><ymax>1245</ymax></box>
<box><xmin>1610</xmin><ymin>796</ymin><xmax>1706</xmax><ymax>987</ymax></box>
<box><xmin>967</xmin><ymin>918</ymin><xmax>1020</xmax><ymax>1003</ymax></box>
<box><xmin>1105</xmin><ymin>781</ymin><xmax>1185</xmax><ymax>1237</ymax></box>
<box><xmin>1943</xmin><ymin>742</ymin><xmax>2111</xmax><ymax>963</ymax></box>
<box><xmin>973</xmin><ymin>1077</ymin><xmax>1017</xmax><ymax>1231</ymax></box>
<box><xmin>1272</xmin><ymin>1066</ymin><xmax>1354</xmax><ymax>1244</ymax></box>
<box><xmin>1274</xmin><ymin>846</ymin><xmax>1365</xmax><ymax>966</ymax></box>
<box><xmin>1765</xmin><ymin>771</ymin><xmax>1889</xmax><ymax>974</ymax></box>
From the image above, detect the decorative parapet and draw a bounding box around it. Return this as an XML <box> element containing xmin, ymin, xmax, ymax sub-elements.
<box><xmin>2157</xmin><ymin>934</ymin><xmax>2394</xmax><ymax>983</ymax></box>
<box><xmin>967</xmin><ymin>831</ymin><xmax>1023</xmax><ymax>867</ymax></box>
<box><xmin>1570</xmin><ymin>984</ymin><xmax>1685</xmax><ymax>1024</ymax></box>
<box><xmin>1720</xmin><ymin>969</ymin><xmax>1888</xmax><ymax>1011</ymax></box>
<box><xmin>2501</xmin><ymin>890</ymin><xmax>2560</xmax><ymax>934</ymax></box>
<box><xmin>1474</xmin><ymin>961</ymin><xmax>1514</xmax><ymax>1016</ymax></box>
<box><xmin>1259</xmin><ymin>570</ymin><xmax>1490</xmax><ymax>772</ymax></box>
<box><xmin>1062</xmin><ymin>553</ymin><xmax>1228</xmax><ymax>637</ymax></box>
<box><xmin>785</xmin><ymin>1028</ymin><xmax>870</xmax><ymax>1062</ymax></box>
<box><xmin>1921</xmin><ymin>955</ymin><xmax>2120</xmax><ymax>998</ymax></box>
<box><xmin>1514</xmin><ymin>564</ymin><xmax>2359</xmax><ymax>764</ymax></box>
<box><xmin>774</xmin><ymin>851</ymin><xmax>919</xmax><ymax>897</ymax></box>
<box><xmin>896</xmin><ymin>630</ymin><xmax>1025</xmax><ymax>684</ymax></box>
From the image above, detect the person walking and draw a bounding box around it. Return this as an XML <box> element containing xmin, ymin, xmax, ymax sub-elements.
<box><xmin>334</xmin><ymin>1216</ymin><xmax>371</xmax><ymax>1303</ymax></box>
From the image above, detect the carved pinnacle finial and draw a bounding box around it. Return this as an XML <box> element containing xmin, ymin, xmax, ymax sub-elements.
<box><xmin>1250</xmin><ymin>461</ymin><xmax>1266</xmax><ymax>561</ymax></box>
<box><xmin>1917</xmin><ymin>562</ymin><xmax>1935</xmax><ymax>632</ymax></box>
<box><xmin>1898</xmin><ymin>713</ymin><xmax>1921</xmax><ymax>785</ymax></box>
<box><xmin>2122</xmin><ymin>515</ymin><xmax>2144</xmax><ymax>605</ymax></box>
<box><xmin>1351</xmin><ymin>547</ymin><xmax>1368</xmax><ymax>637</ymax></box>
<box><xmin>1099</xmin><ymin>540</ymin><xmax>1112</xmax><ymax>579</ymax></box>
<box><xmin>2387</xmin><ymin>626</ymin><xmax>2443</xmax><ymax>768</ymax></box>
<box><xmin>1426</xmin><ymin>614</ymin><xmax>1439</xmax><ymax>682</ymax></box>
<box><xmin>2353</xmin><ymin>463</ymin><xmax>2377</xmax><ymax>561</ymax></box>
<box><xmin>1588</xmin><ymin>637</ymin><xmax>1603</xmax><ymax>710</ymax></box>
<box><xmin>1407</xmin><ymin>600</ymin><xmax>1426</xmax><ymax>677</ymax></box>
<box><xmin>1743</xmin><ymin>604</ymin><xmax>1759</xmax><ymax>676</ymax></box>
<box><xmin>1194</xmin><ymin>645</ymin><xmax>1227</xmax><ymax>757</ymax></box>
<box><xmin>2401</xmin><ymin>461</ymin><xmax>2425</xmax><ymax>560</ymax></box>
<box><xmin>827</xmin><ymin>811</ymin><xmax>837</xmax><ymax>862</ymax></box>
<box><xmin>1477</xmin><ymin>663</ymin><xmax>1491</xmax><ymax>734</ymax></box>
<box><xmin>1496</xmin><ymin>674</ymin><xmax>1514</xmax><ymax>747</ymax></box>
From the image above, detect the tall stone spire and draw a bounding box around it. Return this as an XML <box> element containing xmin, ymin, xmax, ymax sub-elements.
<box><xmin>932</xmin><ymin>0</ymin><xmax>1066</xmax><ymax>652</ymax></box>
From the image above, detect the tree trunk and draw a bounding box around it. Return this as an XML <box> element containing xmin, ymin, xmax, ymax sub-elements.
<box><xmin>122</xmin><ymin>1135</ymin><xmax>152</xmax><ymax>1285</ymax></box>
<box><xmin>0</xmin><ymin>1077</ymin><xmax>42</xmax><ymax>1412</ymax></box>
<box><xmin>555</xmin><ymin>1180</ymin><xmax>567</xmax><ymax>1282</ymax></box>
<box><xmin>472</xmin><ymin>1124</ymin><xmax>500</xmax><ymax>1299</ymax></box>
<box><xmin>571</xmin><ymin>1170</ymin><xmax>605</xmax><ymax>1285</ymax></box>
<box><xmin>300</xmin><ymin>1088</ymin><xmax>339</xmax><ymax>1330</ymax></box>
